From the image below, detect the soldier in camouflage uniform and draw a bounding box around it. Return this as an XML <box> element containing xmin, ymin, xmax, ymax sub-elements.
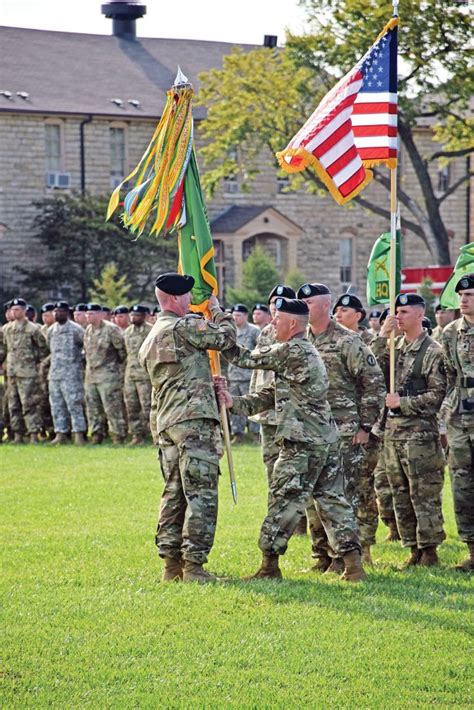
<box><xmin>249</xmin><ymin>287</ymin><xmax>295</xmax><ymax>485</ymax></box>
<box><xmin>298</xmin><ymin>283</ymin><xmax>385</xmax><ymax>570</ymax></box>
<box><xmin>124</xmin><ymin>305</ymin><xmax>152</xmax><ymax>445</ymax></box>
<box><xmin>217</xmin><ymin>296</ymin><xmax>364</xmax><ymax>582</ymax></box>
<box><xmin>83</xmin><ymin>303</ymin><xmax>127</xmax><ymax>444</ymax></box>
<box><xmin>227</xmin><ymin>303</ymin><xmax>260</xmax><ymax>442</ymax></box>
<box><xmin>139</xmin><ymin>272</ymin><xmax>236</xmax><ymax>584</ymax></box>
<box><xmin>333</xmin><ymin>293</ymin><xmax>372</xmax><ymax>345</ymax></box>
<box><xmin>39</xmin><ymin>303</ymin><xmax>56</xmax><ymax>438</ymax></box>
<box><xmin>47</xmin><ymin>301</ymin><xmax>87</xmax><ymax>445</ymax></box>
<box><xmin>432</xmin><ymin>304</ymin><xmax>458</xmax><ymax>344</ymax></box>
<box><xmin>441</xmin><ymin>273</ymin><xmax>474</xmax><ymax>571</ymax></box>
<box><xmin>3</xmin><ymin>298</ymin><xmax>49</xmax><ymax>443</ymax></box>
<box><xmin>1</xmin><ymin>301</ymin><xmax>17</xmax><ymax>441</ymax></box>
<box><xmin>373</xmin><ymin>293</ymin><xmax>447</xmax><ymax>567</ymax></box>
<box><xmin>73</xmin><ymin>303</ymin><xmax>88</xmax><ymax>329</ymax></box>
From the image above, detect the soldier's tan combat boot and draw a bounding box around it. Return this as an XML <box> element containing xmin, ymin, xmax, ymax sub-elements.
<box><xmin>419</xmin><ymin>546</ymin><xmax>439</xmax><ymax>567</ymax></box>
<box><xmin>73</xmin><ymin>432</ymin><xmax>86</xmax><ymax>446</ymax></box>
<box><xmin>362</xmin><ymin>546</ymin><xmax>374</xmax><ymax>567</ymax></box>
<box><xmin>311</xmin><ymin>555</ymin><xmax>332</xmax><ymax>572</ymax></box>
<box><xmin>324</xmin><ymin>557</ymin><xmax>345</xmax><ymax>575</ymax></box>
<box><xmin>13</xmin><ymin>433</ymin><xmax>25</xmax><ymax>444</ymax></box>
<box><xmin>111</xmin><ymin>434</ymin><xmax>125</xmax><ymax>445</ymax></box>
<box><xmin>244</xmin><ymin>554</ymin><xmax>283</xmax><ymax>581</ymax></box>
<box><xmin>182</xmin><ymin>561</ymin><xmax>218</xmax><ymax>583</ymax></box>
<box><xmin>130</xmin><ymin>436</ymin><xmax>144</xmax><ymax>446</ymax></box>
<box><xmin>29</xmin><ymin>433</ymin><xmax>39</xmax><ymax>445</ymax></box>
<box><xmin>50</xmin><ymin>432</ymin><xmax>68</xmax><ymax>445</ymax></box>
<box><xmin>385</xmin><ymin>521</ymin><xmax>401</xmax><ymax>542</ymax></box>
<box><xmin>402</xmin><ymin>546</ymin><xmax>422</xmax><ymax>568</ymax></box>
<box><xmin>161</xmin><ymin>557</ymin><xmax>183</xmax><ymax>582</ymax></box>
<box><xmin>90</xmin><ymin>434</ymin><xmax>103</xmax><ymax>445</ymax></box>
<box><xmin>455</xmin><ymin>543</ymin><xmax>474</xmax><ymax>571</ymax></box>
<box><xmin>342</xmin><ymin>550</ymin><xmax>366</xmax><ymax>583</ymax></box>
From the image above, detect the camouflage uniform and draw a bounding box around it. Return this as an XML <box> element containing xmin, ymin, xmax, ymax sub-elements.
<box><xmin>306</xmin><ymin>320</ymin><xmax>385</xmax><ymax>553</ymax></box>
<box><xmin>47</xmin><ymin>319</ymin><xmax>86</xmax><ymax>433</ymax></box>
<box><xmin>441</xmin><ymin>317</ymin><xmax>474</xmax><ymax>545</ymax></box>
<box><xmin>83</xmin><ymin>321</ymin><xmax>127</xmax><ymax>438</ymax></box>
<box><xmin>139</xmin><ymin>306</ymin><xmax>236</xmax><ymax>564</ymax></box>
<box><xmin>372</xmin><ymin>333</ymin><xmax>446</xmax><ymax>549</ymax></box>
<box><xmin>124</xmin><ymin>320</ymin><xmax>152</xmax><ymax>439</ymax></box>
<box><xmin>227</xmin><ymin>321</ymin><xmax>259</xmax><ymax>436</ymax></box>
<box><xmin>0</xmin><ymin>327</ymin><xmax>4</xmax><ymax>438</ymax></box>
<box><xmin>431</xmin><ymin>325</ymin><xmax>443</xmax><ymax>344</ymax></box>
<box><xmin>39</xmin><ymin>323</ymin><xmax>54</xmax><ymax>435</ymax></box>
<box><xmin>248</xmin><ymin>323</ymin><xmax>278</xmax><ymax>483</ymax></box>
<box><xmin>226</xmin><ymin>335</ymin><xmax>360</xmax><ymax>557</ymax></box>
<box><xmin>3</xmin><ymin>319</ymin><xmax>49</xmax><ymax>434</ymax></box>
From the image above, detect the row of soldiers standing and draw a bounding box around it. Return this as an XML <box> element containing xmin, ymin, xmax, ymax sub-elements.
<box><xmin>0</xmin><ymin>299</ymin><xmax>160</xmax><ymax>446</ymax></box>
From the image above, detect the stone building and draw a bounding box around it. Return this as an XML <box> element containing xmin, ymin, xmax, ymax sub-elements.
<box><xmin>0</xmin><ymin>5</ymin><xmax>471</xmax><ymax>304</ymax></box>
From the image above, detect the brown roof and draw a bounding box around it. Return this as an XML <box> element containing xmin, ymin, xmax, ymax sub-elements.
<box><xmin>0</xmin><ymin>26</ymin><xmax>256</xmax><ymax>119</ymax></box>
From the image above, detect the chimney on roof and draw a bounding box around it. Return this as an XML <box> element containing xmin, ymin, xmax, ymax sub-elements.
<box><xmin>101</xmin><ymin>1</ymin><xmax>147</xmax><ymax>40</ymax></box>
<box><xmin>263</xmin><ymin>35</ymin><xmax>278</xmax><ymax>48</ymax></box>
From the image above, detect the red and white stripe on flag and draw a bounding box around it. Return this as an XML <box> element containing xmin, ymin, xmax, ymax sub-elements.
<box><xmin>276</xmin><ymin>17</ymin><xmax>398</xmax><ymax>206</ymax></box>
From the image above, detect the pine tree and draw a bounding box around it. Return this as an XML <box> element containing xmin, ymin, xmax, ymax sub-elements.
<box><xmin>227</xmin><ymin>245</ymin><xmax>280</xmax><ymax>309</ymax></box>
<box><xmin>89</xmin><ymin>263</ymin><xmax>131</xmax><ymax>308</ymax></box>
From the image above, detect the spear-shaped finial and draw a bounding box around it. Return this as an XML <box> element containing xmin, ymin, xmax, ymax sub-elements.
<box><xmin>174</xmin><ymin>65</ymin><xmax>191</xmax><ymax>88</ymax></box>
<box><xmin>392</xmin><ymin>0</ymin><xmax>399</xmax><ymax>17</ymax></box>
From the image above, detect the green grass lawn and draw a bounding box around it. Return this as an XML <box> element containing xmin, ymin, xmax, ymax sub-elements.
<box><xmin>1</xmin><ymin>442</ymin><xmax>473</xmax><ymax>708</ymax></box>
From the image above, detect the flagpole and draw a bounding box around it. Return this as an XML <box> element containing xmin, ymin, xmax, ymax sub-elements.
<box><xmin>388</xmin><ymin>0</ymin><xmax>399</xmax><ymax>394</ymax></box>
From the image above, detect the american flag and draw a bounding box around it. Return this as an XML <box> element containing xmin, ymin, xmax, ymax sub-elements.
<box><xmin>276</xmin><ymin>18</ymin><xmax>398</xmax><ymax>205</ymax></box>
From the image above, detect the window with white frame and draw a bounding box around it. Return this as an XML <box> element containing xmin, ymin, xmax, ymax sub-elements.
<box><xmin>339</xmin><ymin>238</ymin><xmax>353</xmax><ymax>286</ymax></box>
<box><xmin>45</xmin><ymin>123</ymin><xmax>62</xmax><ymax>172</ymax></box>
<box><xmin>110</xmin><ymin>126</ymin><xmax>126</xmax><ymax>185</ymax></box>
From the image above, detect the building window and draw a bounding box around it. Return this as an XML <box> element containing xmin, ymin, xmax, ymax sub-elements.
<box><xmin>110</xmin><ymin>126</ymin><xmax>126</xmax><ymax>186</ymax></box>
<box><xmin>339</xmin><ymin>238</ymin><xmax>353</xmax><ymax>286</ymax></box>
<box><xmin>213</xmin><ymin>239</ymin><xmax>225</xmax><ymax>296</ymax></box>
<box><xmin>45</xmin><ymin>123</ymin><xmax>62</xmax><ymax>172</ymax></box>
<box><xmin>223</xmin><ymin>147</ymin><xmax>239</xmax><ymax>194</ymax></box>
<box><xmin>437</xmin><ymin>165</ymin><xmax>450</xmax><ymax>193</ymax></box>
<box><xmin>277</xmin><ymin>175</ymin><xmax>290</xmax><ymax>193</ymax></box>
<box><xmin>242</xmin><ymin>234</ymin><xmax>285</xmax><ymax>270</ymax></box>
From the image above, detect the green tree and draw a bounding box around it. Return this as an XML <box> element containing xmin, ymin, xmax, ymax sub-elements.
<box><xmin>285</xmin><ymin>268</ymin><xmax>306</xmax><ymax>293</ymax></box>
<box><xmin>227</xmin><ymin>245</ymin><xmax>280</xmax><ymax>309</ymax></box>
<box><xmin>89</xmin><ymin>263</ymin><xmax>132</xmax><ymax>307</ymax></box>
<box><xmin>19</xmin><ymin>193</ymin><xmax>178</xmax><ymax>303</ymax></box>
<box><xmin>197</xmin><ymin>0</ymin><xmax>472</xmax><ymax>265</ymax></box>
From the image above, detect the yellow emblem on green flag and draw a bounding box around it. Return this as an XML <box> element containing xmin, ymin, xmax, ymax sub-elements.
<box><xmin>366</xmin><ymin>230</ymin><xmax>401</xmax><ymax>306</ymax></box>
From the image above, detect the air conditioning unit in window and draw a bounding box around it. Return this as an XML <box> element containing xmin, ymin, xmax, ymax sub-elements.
<box><xmin>46</xmin><ymin>172</ymin><xmax>71</xmax><ymax>189</ymax></box>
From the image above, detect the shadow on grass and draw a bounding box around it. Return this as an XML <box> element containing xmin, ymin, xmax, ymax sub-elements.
<box><xmin>215</xmin><ymin>568</ymin><xmax>473</xmax><ymax>637</ymax></box>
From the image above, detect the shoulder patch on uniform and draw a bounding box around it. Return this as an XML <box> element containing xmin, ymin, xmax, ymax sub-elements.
<box><xmin>258</xmin><ymin>345</ymin><xmax>272</xmax><ymax>354</ymax></box>
<box><xmin>367</xmin><ymin>354</ymin><xmax>376</xmax><ymax>366</ymax></box>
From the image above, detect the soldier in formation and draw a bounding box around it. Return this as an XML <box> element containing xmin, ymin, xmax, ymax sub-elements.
<box><xmin>227</xmin><ymin>303</ymin><xmax>260</xmax><ymax>443</ymax></box>
<box><xmin>123</xmin><ymin>304</ymin><xmax>152</xmax><ymax>445</ymax></box>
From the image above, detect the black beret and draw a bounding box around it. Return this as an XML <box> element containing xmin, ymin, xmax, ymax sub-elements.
<box><xmin>379</xmin><ymin>308</ymin><xmax>390</xmax><ymax>325</ymax></box>
<box><xmin>252</xmin><ymin>303</ymin><xmax>270</xmax><ymax>313</ymax></box>
<box><xmin>131</xmin><ymin>304</ymin><xmax>150</xmax><ymax>314</ymax></box>
<box><xmin>274</xmin><ymin>297</ymin><xmax>309</xmax><ymax>316</ymax></box>
<box><xmin>268</xmin><ymin>284</ymin><xmax>296</xmax><ymax>303</ymax></box>
<box><xmin>297</xmin><ymin>283</ymin><xmax>331</xmax><ymax>298</ymax></box>
<box><xmin>113</xmin><ymin>305</ymin><xmax>129</xmax><ymax>315</ymax></box>
<box><xmin>74</xmin><ymin>303</ymin><xmax>87</xmax><ymax>312</ymax></box>
<box><xmin>41</xmin><ymin>302</ymin><xmax>55</xmax><ymax>313</ymax></box>
<box><xmin>422</xmin><ymin>317</ymin><xmax>433</xmax><ymax>333</ymax></box>
<box><xmin>369</xmin><ymin>309</ymin><xmax>382</xmax><ymax>318</ymax></box>
<box><xmin>155</xmin><ymin>272</ymin><xmax>195</xmax><ymax>295</ymax></box>
<box><xmin>152</xmin><ymin>306</ymin><xmax>161</xmax><ymax>315</ymax></box>
<box><xmin>86</xmin><ymin>303</ymin><xmax>103</xmax><ymax>312</ymax></box>
<box><xmin>233</xmin><ymin>303</ymin><xmax>248</xmax><ymax>314</ymax></box>
<box><xmin>4</xmin><ymin>300</ymin><xmax>13</xmax><ymax>311</ymax></box>
<box><xmin>55</xmin><ymin>301</ymin><xmax>70</xmax><ymax>310</ymax></box>
<box><xmin>26</xmin><ymin>304</ymin><xmax>36</xmax><ymax>314</ymax></box>
<box><xmin>11</xmin><ymin>298</ymin><xmax>27</xmax><ymax>307</ymax></box>
<box><xmin>333</xmin><ymin>294</ymin><xmax>365</xmax><ymax>314</ymax></box>
<box><xmin>102</xmin><ymin>305</ymin><xmax>111</xmax><ymax>313</ymax></box>
<box><xmin>455</xmin><ymin>273</ymin><xmax>474</xmax><ymax>293</ymax></box>
<box><xmin>395</xmin><ymin>293</ymin><xmax>425</xmax><ymax>308</ymax></box>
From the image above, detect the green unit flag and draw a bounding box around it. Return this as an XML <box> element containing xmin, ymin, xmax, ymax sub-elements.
<box><xmin>366</xmin><ymin>230</ymin><xmax>401</xmax><ymax>306</ymax></box>
<box><xmin>439</xmin><ymin>243</ymin><xmax>474</xmax><ymax>310</ymax></box>
<box><xmin>178</xmin><ymin>149</ymin><xmax>218</xmax><ymax>311</ymax></box>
